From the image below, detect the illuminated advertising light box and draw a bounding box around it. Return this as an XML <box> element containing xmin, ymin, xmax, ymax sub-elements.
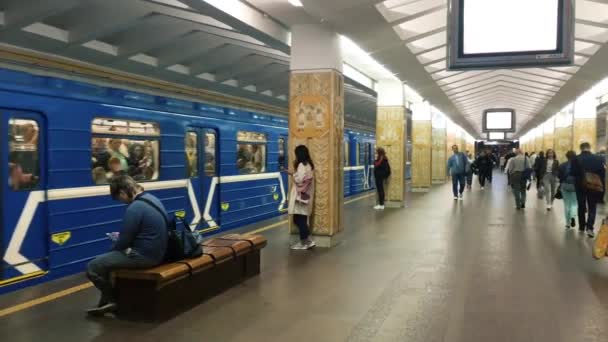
<box><xmin>488</xmin><ymin>132</ymin><xmax>506</xmax><ymax>140</ymax></box>
<box><xmin>447</xmin><ymin>0</ymin><xmax>574</xmax><ymax>70</ymax></box>
<box><xmin>483</xmin><ymin>109</ymin><xmax>515</xmax><ymax>132</ymax></box>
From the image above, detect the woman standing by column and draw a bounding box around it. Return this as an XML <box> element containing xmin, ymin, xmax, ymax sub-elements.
<box><xmin>558</xmin><ymin>150</ymin><xmax>578</xmax><ymax>228</ymax></box>
<box><xmin>373</xmin><ymin>147</ymin><xmax>391</xmax><ymax>210</ymax></box>
<box><xmin>541</xmin><ymin>149</ymin><xmax>559</xmax><ymax>210</ymax></box>
<box><xmin>287</xmin><ymin>145</ymin><xmax>316</xmax><ymax>250</ymax></box>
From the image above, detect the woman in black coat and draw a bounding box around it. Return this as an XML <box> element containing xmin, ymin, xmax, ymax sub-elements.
<box><xmin>373</xmin><ymin>147</ymin><xmax>391</xmax><ymax>210</ymax></box>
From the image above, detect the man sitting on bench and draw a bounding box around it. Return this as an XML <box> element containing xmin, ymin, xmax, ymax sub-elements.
<box><xmin>86</xmin><ymin>175</ymin><xmax>168</xmax><ymax>316</ymax></box>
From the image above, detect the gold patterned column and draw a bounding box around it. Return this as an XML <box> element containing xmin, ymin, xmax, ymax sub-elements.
<box><xmin>535</xmin><ymin>134</ymin><xmax>544</xmax><ymax>153</ymax></box>
<box><xmin>554</xmin><ymin>126</ymin><xmax>573</xmax><ymax>162</ymax></box>
<box><xmin>543</xmin><ymin>131</ymin><xmax>554</xmax><ymax>151</ymax></box>
<box><xmin>412</xmin><ymin>120</ymin><xmax>432</xmax><ymax>191</ymax></box>
<box><xmin>573</xmin><ymin>118</ymin><xmax>597</xmax><ymax>151</ymax></box>
<box><xmin>377</xmin><ymin>106</ymin><xmax>406</xmax><ymax>206</ymax></box>
<box><xmin>432</xmin><ymin>126</ymin><xmax>447</xmax><ymax>184</ymax></box>
<box><xmin>289</xmin><ymin>70</ymin><xmax>344</xmax><ymax>247</ymax></box>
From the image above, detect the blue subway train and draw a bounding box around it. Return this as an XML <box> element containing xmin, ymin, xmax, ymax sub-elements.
<box><xmin>0</xmin><ymin>67</ymin><xmax>375</xmax><ymax>294</ymax></box>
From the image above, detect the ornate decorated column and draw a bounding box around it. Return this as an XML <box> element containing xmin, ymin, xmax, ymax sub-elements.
<box><xmin>431</xmin><ymin>109</ymin><xmax>447</xmax><ymax>184</ymax></box>
<box><xmin>555</xmin><ymin>107</ymin><xmax>574</xmax><ymax>162</ymax></box>
<box><xmin>574</xmin><ymin>92</ymin><xmax>598</xmax><ymax>151</ymax></box>
<box><xmin>289</xmin><ymin>24</ymin><xmax>344</xmax><ymax>247</ymax></box>
<box><xmin>543</xmin><ymin>117</ymin><xmax>555</xmax><ymax>152</ymax></box>
<box><xmin>535</xmin><ymin>127</ymin><xmax>544</xmax><ymax>153</ymax></box>
<box><xmin>376</xmin><ymin>80</ymin><xmax>407</xmax><ymax>207</ymax></box>
<box><xmin>411</xmin><ymin>101</ymin><xmax>432</xmax><ymax>192</ymax></box>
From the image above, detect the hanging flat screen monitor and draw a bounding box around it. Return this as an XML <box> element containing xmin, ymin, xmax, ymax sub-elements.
<box><xmin>483</xmin><ymin>109</ymin><xmax>515</xmax><ymax>132</ymax></box>
<box><xmin>447</xmin><ymin>0</ymin><xmax>574</xmax><ymax>70</ymax></box>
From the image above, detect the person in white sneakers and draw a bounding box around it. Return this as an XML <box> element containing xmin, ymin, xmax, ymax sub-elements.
<box><xmin>373</xmin><ymin>147</ymin><xmax>391</xmax><ymax>210</ymax></box>
<box><xmin>539</xmin><ymin>149</ymin><xmax>559</xmax><ymax>211</ymax></box>
<box><xmin>286</xmin><ymin>145</ymin><xmax>316</xmax><ymax>250</ymax></box>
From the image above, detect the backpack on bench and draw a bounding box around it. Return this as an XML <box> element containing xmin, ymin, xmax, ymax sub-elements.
<box><xmin>137</xmin><ymin>197</ymin><xmax>203</xmax><ymax>261</ymax></box>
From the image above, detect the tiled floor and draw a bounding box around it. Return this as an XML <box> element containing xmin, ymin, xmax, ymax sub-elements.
<box><xmin>2</xmin><ymin>173</ymin><xmax>608</xmax><ymax>341</ymax></box>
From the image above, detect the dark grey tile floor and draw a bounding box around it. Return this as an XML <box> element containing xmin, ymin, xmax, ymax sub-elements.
<box><xmin>2</xmin><ymin>173</ymin><xmax>608</xmax><ymax>341</ymax></box>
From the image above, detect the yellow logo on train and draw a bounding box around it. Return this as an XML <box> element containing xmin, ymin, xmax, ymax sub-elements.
<box><xmin>51</xmin><ymin>232</ymin><xmax>71</xmax><ymax>246</ymax></box>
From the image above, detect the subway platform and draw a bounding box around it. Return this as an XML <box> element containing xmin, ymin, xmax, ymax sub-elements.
<box><xmin>2</xmin><ymin>174</ymin><xmax>608</xmax><ymax>342</ymax></box>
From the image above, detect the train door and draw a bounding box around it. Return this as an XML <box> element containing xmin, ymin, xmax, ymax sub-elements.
<box><xmin>1</xmin><ymin>110</ymin><xmax>48</xmax><ymax>286</ymax></box>
<box><xmin>186</xmin><ymin>127</ymin><xmax>220</xmax><ymax>233</ymax></box>
<box><xmin>278</xmin><ymin>135</ymin><xmax>288</xmax><ymax>211</ymax></box>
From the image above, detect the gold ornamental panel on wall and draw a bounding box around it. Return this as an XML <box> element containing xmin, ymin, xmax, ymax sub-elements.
<box><xmin>432</xmin><ymin>127</ymin><xmax>447</xmax><ymax>182</ymax></box>
<box><xmin>543</xmin><ymin>133</ymin><xmax>555</xmax><ymax>151</ymax></box>
<box><xmin>412</xmin><ymin>121</ymin><xmax>432</xmax><ymax>188</ymax></box>
<box><xmin>554</xmin><ymin>126</ymin><xmax>573</xmax><ymax>162</ymax></box>
<box><xmin>377</xmin><ymin>106</ymin><xmax>406</xmax><ymax>203</ymax></box>
<box><xmin>288</xmin><ymin>70</ymin><xmax>344</xmax><ymax>238</ymax></box>
<box><xmin>574</xmin><ymin>118</ymin><xmax>597</xmax><ymax>152</ymax></box>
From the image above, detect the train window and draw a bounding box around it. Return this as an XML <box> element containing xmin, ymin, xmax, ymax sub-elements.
<box><xmin>236</xmin><ymin>131</ymin><xmax>266</xmax><ymax>174</ymax></box>
<box><xmin>8</xmin><ymin>119</ymin><xmax>40</xmax><ymax>191</ymax></box>
<box><xmin>278</xmin><ymin>137</ymin><xmax>287</xmax><ymax>170</ymax></box>
<box><xmin>91</xmin><ymin>118</ymin><xmax>160</xmax><ymax>184</ymax></box>
<box><xmin>344</xmin><ymin>140</ymin><xmax>349</xmax><ymax>166</ymax></box>
<box><xmin>92</xmin><ymin>118</ymin><xmax>160</xmax><ymax>136</ymax></box>
<box><xmin>204</xmin><ymin>131</ymin><xmax>216</xmax><ymax>176</ymax></box>
<box><xmin>356</xmin><ymin>143</ymin><xmax>360</xmax><ymax>165</ymax></box>
<box><xmin>185</xmin><ymin>132</ymin><xmax>198</xmax><ymax>178</ymax></box>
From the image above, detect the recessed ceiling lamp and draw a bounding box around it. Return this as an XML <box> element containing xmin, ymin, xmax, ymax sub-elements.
<box><xmin>288</xmin><ymin>0</ymin><xmax>303</xmax><ymax>7</ymax></box>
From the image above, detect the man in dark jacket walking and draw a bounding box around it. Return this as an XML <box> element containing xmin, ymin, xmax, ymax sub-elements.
<box><xmin>573</xmin><ymin>142</ymin><xmax>606</xmax><ymax>237</ymax></box>
<box><xmin>373</xmin><ymin>147</ymin><xmax>391</xmax><ymax>210</ymax></box>
<box><xmin>475</xmin><ymin>150</ymin><xmax>493</xmax><ymax>190</ymax></box>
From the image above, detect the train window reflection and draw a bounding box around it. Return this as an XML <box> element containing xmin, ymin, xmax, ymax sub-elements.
<box><xmin>278</xmin><ymin>137</ymin><xmax>287</xmax><ymax>170</ymax></box>
<box><xmin>8</xmin><ymin>119</ymin><xmax>40</xmax><ymax>191</ymax></box>
<box><xmin>204</xmin><ymin>131</ymin><xmax>216</xmax><ymax>176</ymax></box>
<box><xmin>236</xmin><ymin>131</ymin><xmax>266</xmax><ymax>174</ymax></box>
<box><xmin>91</xmin><ymin>118</ymin><xmax>160</xmax><ymax>184</ymax></box>
<box><xmin>185</xmin><ymin>132</ymin><xmax>198</xmax><ymax>178</ymax></box>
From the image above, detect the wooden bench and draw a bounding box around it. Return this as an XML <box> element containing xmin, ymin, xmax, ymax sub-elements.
<box><xmin>112</xmin><ymin>234</ymin><xmax>267</xmax><ymax>321</ymax></box>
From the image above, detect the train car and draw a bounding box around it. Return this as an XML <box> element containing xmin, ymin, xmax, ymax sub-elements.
<box><xmin>0</xmin><ymin>67</ymin><xmax>375</xmax><ymax>294</ymax></box>
<box><xmin>346</xmin><ymin>131</ymin><xmax>376</xmax><ymax>196</ymax></box>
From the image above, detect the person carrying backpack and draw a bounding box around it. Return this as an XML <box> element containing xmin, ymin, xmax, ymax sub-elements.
<box><xmin>572</xmin><ymin>142</ymin><xmax>606</xmax><ymax>237</ymax></box>
<box><xmin>558</xmin><ymin>150</ymin><xmax>578</xmax><ymax>229</ymax></box>
<box><xmin>373</xmin><ymin>147</ymin><xmax>391</xmax><ymax>210</ymax></box>
<box><xmin>86</xmin><ymin>175</ymin><xmax>168</xmax><ymax>316</ymax></box>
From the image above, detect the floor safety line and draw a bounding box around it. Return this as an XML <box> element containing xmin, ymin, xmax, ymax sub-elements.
<box><xmin>0</xmin><ymin>192</ymin><xmax>375</xmax><ymax>318</ymax></box>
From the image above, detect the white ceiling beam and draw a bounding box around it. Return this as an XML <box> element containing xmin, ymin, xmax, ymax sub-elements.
<box><xmin>446</xmin><ymin>80</ymin><xmax>558</xmax><ymax>98</ymax></box>
<box><xmin>457</xmin><ymin>92</ymin><xmax>545</xmax><ymax>108</ymax></box>
<box><xmin>179</xmin><ymin>0</ymin><xmax>290</xmax><ymax>53</ymax></box>
<box><xmin>450</xmin><ymin>85</ymin><xmax>553</xmax><ymax>101</ymax></box>
<box><xmin>0</xmin><ymin>0</ymin><xmax>87</xmax><ymax>35</ymax></box>
<box><xmin>389</xmin><ymin>4</ymin><xmax>447</xmax><ymax>26</ymax></box>
<box><xmin>403</xmin><ymin>26</ymin><xmax>446</xmax><ymax>44</ymax></box>
<box><xmin>576</xmin><ymin>18</ymin><xmax>608</xmax><ymax>30</ymax></box>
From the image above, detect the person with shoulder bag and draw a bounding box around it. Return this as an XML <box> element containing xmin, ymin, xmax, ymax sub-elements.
<box><xmin>573</xmin><ymin>142</ymin><xmax>606</xmax><ymax>237</ymax></box>
<box><xmin>373</xmin><ymin>147</ymin><xmax>391</xmax><ymax>210</ymax></box>
<box><xmin>286</xmin><ymin>145</ymin><xmax>316</xmax><ymax>250</ymax></box>
<box><xmin>540</xmin><ymin>149</ymin><xmax>560</xmax><ymax>211</ymax></box>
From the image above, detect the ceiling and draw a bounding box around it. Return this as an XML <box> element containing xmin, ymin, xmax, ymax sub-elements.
<box><xmin>0</xmin><ymin>0</ymin><xmax>377</xmax><ymax>127</ymax></box>
<box><xmin>248</xmin><ymin>0</ymin><xmax>608</xmax><ymax>137</ymax></box>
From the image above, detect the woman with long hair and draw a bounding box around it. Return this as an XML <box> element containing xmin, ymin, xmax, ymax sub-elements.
<box><xmin>373</xmin><ymin>147</ymin><xmax>391</xmax><ymax>210</ymax></box>
<box><xmin>541</xmin><ymin>149</ymin><xmax>560</xmax><ymax>210</ymax></box>
<box><xmin>286</xmin><ymin>145</ymin><xmax>316</xmax><ymax>250</ymax></box>
<box><xmin>558</xmin><ymin>150</ymin><xmax>578</xmax><ymax>228</ymax></box>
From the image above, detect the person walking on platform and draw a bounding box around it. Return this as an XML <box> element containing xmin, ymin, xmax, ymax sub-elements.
<box><xmin>447</xmin><ymin>144</ymin><xmax>469</xmax><ymax>200</ymax></box>
<box><xmin>287</xmin><ymin>145</ymin><xmax>316</xmax><ymax>250</ymax></box>
<box><xmin>538</xmin><ymin>149</ymin><xmax>559</xmax><ymax>211</ymax></box>
<box><xmin>507</xmin><ymin>148</ymin><xmax>532</xmax><ymax>210</ymax></box>
<box><xmin>373</xmin><ymin>147</ymin><xmax>391</xmax><ymax>210</ymax></box>
<box><xmin>558</xmin><ymin>150</ymin><xmax>578</xmax><ymax>228</ymax></box>
<box><xmin>573</xmin><ymin>142</ymin><xmax>605</xmax><ymax>238</ymax></box>
<box><xmin>533</xmin><ymin>151</ymin><xmax>545</xmax><ymax>191</ymax></box>
<box><xmin>466</xmin><ymin>152</ymin><xmax>475</xmax><ymax>190</ymax></box>
<box><xmin>475</xmin><ymin>150</ymin><xmax>493</xmax><ymax>190</ymax></box>
<box><xmin>86</xmin><ymin>175</ymin><xmax>168</xmax><ymax>316</ymax></box>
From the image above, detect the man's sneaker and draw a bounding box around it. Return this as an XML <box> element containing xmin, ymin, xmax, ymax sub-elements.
<box><xmin>305</xmin><ymin>240</ymin><xmax>316</xmax><ymax>249</ymax></box>
<box><xmin>481</xmin><ymin>187</ymin><xmax>485</xmax><ymax>190</ymax></box>
<box><xmin>378</xmin><ymin>205</ymin><xmax>385</xmax><ymax>210</ymax></box>
<box><xmin>290</xmin><ymin>242</ymin><xmax>307</xmax><ymax>250</ymax></box>
<box><xmin>373</xmin><ymin>205</ymin><xmax>381</xmax><ymax>210</ymax></box>
<box><xmin>547</xmin><ymin>204</ymin><xmax>552</xmax><ymax>211</ymax></box>
<box><xmin>587</xmin><ymin>230</ymin><xmax>595</xmax><ymax>238</ymax></box>
<box><xmin>454</xmin><ymin>196</ymin><xmax>458</xmax><ymax>200</ymax></box>
<box><xmin>571</xmin><ymin>218</ymin><xmax>576</xmax><ymax>227</ymax></box>
<box><xmin>86</xmin><ymin>302</ymin><xmax>117</xmax><ymax>316</ymax></box>
<box><xmin>565</xmin><ymin>224</ymin><xmax>571</xmax><ymax>229</ymax></box>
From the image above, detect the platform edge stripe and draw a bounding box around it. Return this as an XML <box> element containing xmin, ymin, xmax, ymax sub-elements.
<box><xmin>344</xmin><ymin>166</ymin><xmax>365</xmax><ymax>171</ymax></box>
<box><xmin>0</xmin><ymin>282</ymin><xmax>94</xmax><ymax>318</ymax></box>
